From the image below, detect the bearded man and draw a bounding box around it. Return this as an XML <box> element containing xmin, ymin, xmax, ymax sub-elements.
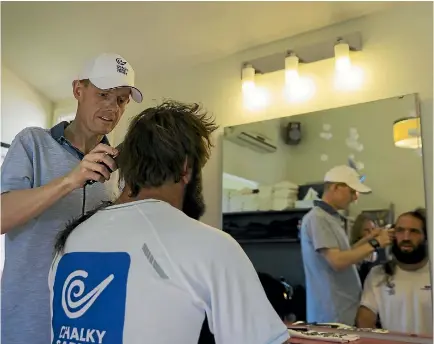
<box><xmin>49</xmin><ymin>100</ymin><xmax>290</xmax><ymax>344</ymax></box>
<box><xmin>356</xmin><ymin>208</ymin><xmax>432</xmax><ymax>335</ymax></box>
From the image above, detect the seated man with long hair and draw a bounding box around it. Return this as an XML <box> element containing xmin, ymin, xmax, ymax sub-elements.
<box><xmin>356</xmin><ymin>208</ymin><xmax>432</xmax><ymax>335</ymax></box>
<box><xmin>49</xmin><ymin>101</ymin><xmax>289</xmax><ymax>344</ymax></box>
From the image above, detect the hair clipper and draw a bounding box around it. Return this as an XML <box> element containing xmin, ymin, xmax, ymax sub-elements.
<box><xmin>85</xmin><ymin>142</ymin><xmax>123</xmax><ymax>186</ymax></box>
<box><xmin>384</xmin><ymin>223</ymin><xmax>394</xmax><ymax>260</ymax></box>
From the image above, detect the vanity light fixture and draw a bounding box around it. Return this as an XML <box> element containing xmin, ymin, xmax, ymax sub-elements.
<box><xmin>393</xmin><ymin>117</ymin><xmax>422</xmax><ymax>149</ymax></box>
<box><xmin>334</xmin><ymin>38</ymin><xmax>352</xmax><ymax>73</ymax></box>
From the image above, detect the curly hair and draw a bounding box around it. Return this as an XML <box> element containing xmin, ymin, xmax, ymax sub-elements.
<box><xmin>118</xmin><ymin>100</ymin><xmax>218</xmax><ymax>197</ymax></box>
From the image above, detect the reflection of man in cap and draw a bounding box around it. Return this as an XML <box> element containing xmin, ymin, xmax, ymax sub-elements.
<box><xmin>1</xmin><ymin>53</ymin><xmax>142</xmax><ymax>344</ymax></box>
<box><xmin>300</xmin><ymin>165</ymin><xmax>392</xmax><ymax>325</ymax></box>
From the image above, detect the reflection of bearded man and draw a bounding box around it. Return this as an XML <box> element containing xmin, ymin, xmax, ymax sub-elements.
<box><xmin>391</xmin><ymin>208</ymin><xmax>427</xmax><ymax>265</ymax></box>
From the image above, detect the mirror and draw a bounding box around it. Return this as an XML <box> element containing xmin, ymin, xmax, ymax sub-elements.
<box><xmin>222</xmin><ymin>94</ymin><xmax>429</xmax><ymax>331</ymax></box>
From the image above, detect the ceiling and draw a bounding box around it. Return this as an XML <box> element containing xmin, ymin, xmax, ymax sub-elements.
<box><xmin>1</xmin><ymin>1</ymin><xmax>396</xmax><ymax>102</ymax></box>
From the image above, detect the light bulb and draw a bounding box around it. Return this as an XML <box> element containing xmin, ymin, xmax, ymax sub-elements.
<box><xmin>285</xmin><ymin>53</ymin><xmax>299</xmax><ymax>85</ymax></box>
<box><xmin>241</xmin><ymin>64</ymin><xmax>255</xmax><ymax>93</ymax></box>
<box><xmin>334</xmin><ymin>40</ymin><xmax>351</xmax><ymax>73</ymax></box>
<box><xmin>241</xmin><ymin>64</ymin><xmax>269</xmax><ymax>111</ymax></box>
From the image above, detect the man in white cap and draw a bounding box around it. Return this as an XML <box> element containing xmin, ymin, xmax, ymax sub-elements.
<box><xmin>1</xmin><ymin>53</ymin><xmax>142</xmax><ymax>344</ymax></box>
<box><xmin>300</xmin><ymin>165</ymin><xmax>393</xmax><ymax>326</ymax></box>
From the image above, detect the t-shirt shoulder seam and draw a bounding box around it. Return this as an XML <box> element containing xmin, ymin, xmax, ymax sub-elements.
<box><xmin>21</xmin><ymin>126</ymin><xmax>50</xmax><ymax>135</ymax></box>
<box><xmin>369</xmin><ymin>265</ymin><xmax>384</xmax><ymax>275</ymax></box>
<box><xmin>365</xmin><ymin>265</ymin><xmax>385</xmax><ymax>284</ymax></box>
<box><xmin>18</xmin><ymin>127</ymin><xmax>51</xmax><ymax>143</ymax></box>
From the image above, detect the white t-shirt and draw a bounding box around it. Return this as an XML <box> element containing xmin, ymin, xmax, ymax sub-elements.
<box><xmin>360</xmin><ymin>262</ymin><xmax>432</xmax><ymax>335</ymax></box>
<box><xmin>49</xmin><ymin>199</ymin><xmax>289</xmax><ymax>344</ymax></box>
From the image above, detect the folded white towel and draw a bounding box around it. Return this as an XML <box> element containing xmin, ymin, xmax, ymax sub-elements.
<box><xmin>242</xmin><ymin>194</ymin><xmax>259</xmax><ymax>211</ymax></box>
<box><xmin>273</xmin><ymin>190</ymin><xmax>298</xmax><ymax>199</ymax></box>
<box><xmin>271</xmin><ymin>198</ymin><xmax>295</xmax><ymax>211</ymax></box>
<box><xmin>238</xmin><ymin>188</ymin><xmax>255</xmax><ymax>195</ymax></box>
<box><xmin>273</xmin><ymin>181</ymin><xmax>299</xmax><ymax>190</ymax></box>
<box><xmin>258</xmin><ymin>186</ymin><xmax>273</xmax><ymax>197</ymax></box>
<box><xmin>229</xmin><ymin>195</ymin><xmax>244</xmax><ymax>212</ymax></box>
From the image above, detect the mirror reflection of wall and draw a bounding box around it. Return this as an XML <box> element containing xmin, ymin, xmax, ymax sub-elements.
<box><xmin>223</xmin><ymin>94</ymin><xmax>424</xmax><ymax>219</ymax></box>
<box><xmin>222</xmin><ymin>93</ymin><xmax>428</xmax><ymax>327</ymax></box>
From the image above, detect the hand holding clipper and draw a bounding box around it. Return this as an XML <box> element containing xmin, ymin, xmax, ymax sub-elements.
<box><xmin>85</xmin><ymin>142</ymin><xmax>123</xmax><ymax>186</ymax></box>
<box><xmin>63</xmin><ymin>143</ymin><xmax>120</xmax><ymax>189</ymax></box>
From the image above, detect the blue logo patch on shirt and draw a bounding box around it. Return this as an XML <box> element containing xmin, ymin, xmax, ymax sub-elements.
<box><xmin>52</xmin><ymin>252</ymin><xmax>131</xmax><ymax>344</ymax></box>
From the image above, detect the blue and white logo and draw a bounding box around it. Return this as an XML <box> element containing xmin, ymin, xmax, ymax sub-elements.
<box><xmin>52</xmin><ymin>252</ymin><xmax>131</xmax><ymax>344</ymax></box>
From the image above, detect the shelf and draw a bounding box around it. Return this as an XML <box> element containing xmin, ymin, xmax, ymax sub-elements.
<box><xmin>237</xmin><ymin>238</ymin><xmax>300</xmax><ymax>244</ymax></box>
<box><xmin>223</xmin><ymin>208</ymin><xmax>311</xmax><ymax>217</ymax></box>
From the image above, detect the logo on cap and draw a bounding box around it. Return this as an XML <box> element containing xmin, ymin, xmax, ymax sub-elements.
<box><xmin>116</xmin><ymin>58</ymin><xmax>127</xmax><ymax>66</ymax></box>
<box><xmin>116</xmin><ymin>60</ymin><xmax>129</xmax><ymax>76</ymax></box>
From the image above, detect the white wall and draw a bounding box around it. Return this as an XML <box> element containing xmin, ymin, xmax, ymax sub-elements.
<box><xmin>110</xmin><ymin>3</ymin><xmax>432</xmax><ymax>239</ymax></box>
<box><xmin>52</xmin><ymin>98</ymin><xmax>76</xmax><ymax>125</ymax></box>
<box><xmin>1</xmin><ymin>65</ymin><xmax>53</xmax><ymax>143</ymax></box>
<box><xmin>1</xmin><ymin>65</ymin><xmax>53</xmax><ymax>274</ymax></box>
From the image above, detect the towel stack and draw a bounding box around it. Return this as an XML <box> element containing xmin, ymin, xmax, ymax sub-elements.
<box><xmin>223</xmin><ymin>188</ymin><xmax>258</xmax><ymax>213</ymax></box>
<box><xmin>269</xmin><ymin>181</ymin><xmax>299</xmax><ymax>211</ymax></box>
<box><xmin>223</xmin><ymin>181</ymin><xmax>299</xmax><ymax>213</ymax></box>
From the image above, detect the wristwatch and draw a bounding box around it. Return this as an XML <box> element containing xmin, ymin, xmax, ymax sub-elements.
<box><xmin>368</xmin><ymin>238</ymin><xmax>380</xmax><ymax>251</ymax></box>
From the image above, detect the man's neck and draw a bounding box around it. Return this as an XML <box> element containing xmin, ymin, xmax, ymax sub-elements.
<box><xmin>114</xmin><ymin>184</ymin><xmax>183</xmax><ymax>210</ymax></box>
<box><xmin>64</xmin><ymin>120</ymin><xmax>104</xmax><ymax>154</ymax></box>
<box><xmin>321</xmin><ymin>195</ymin><xmax>340</xmax><ymax>211</ymax></box>
<box><xmin>397</xmin><ymin>258</ymin><xmax>429</xmax><ymax>272</ymax></box>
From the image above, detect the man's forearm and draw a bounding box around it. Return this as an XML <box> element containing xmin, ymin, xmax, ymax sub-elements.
<box><xmin>338</xmin><ymin>244</ymin><xmax>375</xmax><ymax>269</ymax></box>
<box><xmin>356</xmin><ymin>306</ymin><xmax>378</xmax><ymax>328</ymax></box>
<box><xmin>1</xmin><ymin>177</ymin><xmax>75</xmax><ymax>234</ymax></box>
<box><xmin>325</xmin><ymin>244</ymin><xmax>375</xmax><ymax>271</ymax></box>
<box><xmin>352</xmin><ymin>235</ymin><xmax>372</xmax><ymax>249</ymax></box>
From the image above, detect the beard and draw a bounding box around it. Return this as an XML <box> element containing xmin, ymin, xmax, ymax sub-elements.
<box><xmin>182</xmin><ymin>169</ymin><xmax>206</xmax><ymax>221</ymax></box>
<box><xmin>391</xmin><ymin>239</ymin><xmax>427</xmax><ymax>264</ymax></box>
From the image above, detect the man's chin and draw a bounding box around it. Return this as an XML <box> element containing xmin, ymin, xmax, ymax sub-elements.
<box><xmin>94</xmin><ymin>121</ymin><xmax>116</xmax><ymax>134</ymax></box>
<box><xmin>399</xmin><ymin>247</ymin><xmax>415</xmax><ymax>253</ymax></box>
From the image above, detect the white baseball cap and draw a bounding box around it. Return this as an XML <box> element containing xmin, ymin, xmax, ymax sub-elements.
<box><xmin>78</xmin><ymin>53</ymin><xmax>143</xmax><ymax>103</ymax></box>
<box><xmin>324</xmin><ymin>165</ymin><xmax>371</xmax><ymax>194</ymax></box>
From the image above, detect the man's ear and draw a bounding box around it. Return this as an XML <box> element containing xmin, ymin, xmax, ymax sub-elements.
<box><xmin>181</xmin><ymin>158</ymin><xmax>192</xmax><ymax>184</ymax></box>
<box><xmin>72</xmin><ymin>80</ymin><xmax>84</xmax><ymax>101</ymax></box>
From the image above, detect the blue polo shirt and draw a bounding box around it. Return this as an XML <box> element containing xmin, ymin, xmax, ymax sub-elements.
<box><xmin>1</xmin><ymin>122</ymin><xmax>111</xmax><ymax>344</ymax></box>
<box><xmin>300</xmin><ymin>200</ymin><xmax>362</xmax><ymax>325</ymax></box>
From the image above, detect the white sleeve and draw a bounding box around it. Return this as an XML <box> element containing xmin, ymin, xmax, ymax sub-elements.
<box><xmin>206</xmin><ymin>238</ymin><xmax>289</xmax><ymax>344</ymax></box>
<box><xmin>360</xmin><ymin>268</ymin><xmax>379</xmax><ymax>314</ymax></box>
